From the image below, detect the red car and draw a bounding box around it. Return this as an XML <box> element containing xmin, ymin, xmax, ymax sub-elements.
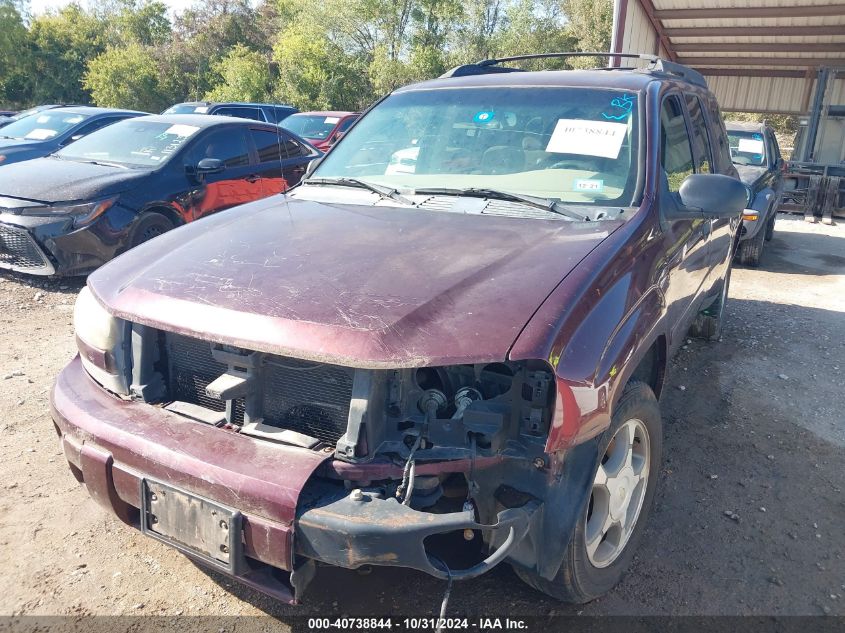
<box><xmin>280</xmin><ymin>111</ymin><xmax>359</xmax><ymax>151</ymax></box>
<box><xmin>52</xmin><ymin>54</ymin><xmax>744</xmax><ymax>605</ymax></box>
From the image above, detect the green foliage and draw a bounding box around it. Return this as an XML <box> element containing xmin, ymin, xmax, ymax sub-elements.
<box><xmin>0</xmin><ymin>0</ymin><xmax>626</xmax><ymax>113</ymax></box>
<box><xmin>28</xmin><ymin>4</ymin><xmax>110</xmax><ymax>104</ymax></box>
<box><xmin>0</xmin><ymin>0</ymin><xmax>29</xmax><ymax>106</ymax></box>
<box><xmin>83</xmin><ymin>42</ymin><xmax>167</xmax><ymax>112</ymax></box>
<box><xmin>205</xmin><ymin>44</ymin><xmax>272</xmax><ymax>102</ymax></box>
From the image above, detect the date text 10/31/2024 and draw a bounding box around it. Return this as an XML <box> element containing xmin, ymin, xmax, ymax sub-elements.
<box><xmin>307</xmin><ymin>618</ymin><xmax>529</xmax><ymax>630</ymax></box>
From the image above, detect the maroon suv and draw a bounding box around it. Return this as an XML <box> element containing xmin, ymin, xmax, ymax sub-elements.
<box><xmin>51</xmin><ymin>53</ymin><xmax>744</xmax><ymax>605</ymax></box>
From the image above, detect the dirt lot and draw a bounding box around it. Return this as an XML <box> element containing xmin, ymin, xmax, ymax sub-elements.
<box><xmin>0</xmin><ymin>214</ymin><xmax>843</xmax><ymax>622</ymax></box>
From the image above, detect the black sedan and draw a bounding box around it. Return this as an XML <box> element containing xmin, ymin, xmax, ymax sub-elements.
<box><xmin>0</xmin><ymin>106</ymin><xmax>144</xmax><ymax>166</ymax></box>
<box><xmin>0</xmin><ymin>114</ymin><xmax>320</xmax><ymax>276</ymax></box>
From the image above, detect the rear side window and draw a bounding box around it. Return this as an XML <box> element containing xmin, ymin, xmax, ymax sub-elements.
<box><xmin>214</xmin><ymin>107</ymin><xmax>265</xmax><ymax>122</ymax></box>
<box><xmin>705</xmin><ymin>100</ymin><xmax>732</xmax><ymax>172</ymax></box>
<box><xmin>185</xmin><ymin>128</ymin><xmax>251</xmax><ymax>167</ymax></box>
<box><xmin>250</xmin><ymin>129</ymin><xmax>282</xmax><ymax>163</ymax></box>
<box><xmin>660</xmin><ymin>96</ymin><xmax>694</xmax><ymax>192</ymax></box>
<box><xmin>684</xmin><ymin>96</ymin><xmax>712</xmax><ymax>174</ymax></box>
<box><xmin>74</xmin><ymin>116</ymin><xmax>122</xmax><ymax>137</ymax></box>
<box><xmin>281</xmin><ymin>135</ymin><xmax>313</xmax><ymax>159</ymax></box>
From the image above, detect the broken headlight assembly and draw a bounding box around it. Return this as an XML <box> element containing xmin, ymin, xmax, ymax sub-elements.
<box><xmin>73</xmin><ymin>286</ymin><xmax>129</xmax><ymax>395</ymax></box>
<box><xmin>337</xmin><ymin>361</ymin><xmax>556</xmax><ymax>468</ymax></box>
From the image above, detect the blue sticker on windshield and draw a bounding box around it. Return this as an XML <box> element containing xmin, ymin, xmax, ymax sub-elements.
<box><xmin>602</xmin><ymin>94</ymin><xmax>635</xmax><ymax>121</ymax></box>
<box><xmin>473</xmin><ymin>111</ymin><xmax>495</xmax><ymax>123</ymax></box>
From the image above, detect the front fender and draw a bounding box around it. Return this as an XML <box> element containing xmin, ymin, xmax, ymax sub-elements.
<box><xmin>546</xmin><ymin>285</ymin><xmax>665</xmax><ymax>451</ymax></box>
<box><xmin>740</xmin><ymin>186</ymin><xmax>775</xmax><ymax>241</ymax></box>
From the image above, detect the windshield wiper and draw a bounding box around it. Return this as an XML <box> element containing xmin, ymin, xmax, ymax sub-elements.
<box><xmin>412</xmin><ymin>187</ymin><xmax>590</xmax><ymax>222</ymax></box>
<box><xmin>68</xmin><ymin>159</ymin><xmax>128</xmax><ymax>169</ymax></box>
<box><xmin>305</xmin><ymin>177</ymin><xmax>414</xmax><ymax>206</ymax></box>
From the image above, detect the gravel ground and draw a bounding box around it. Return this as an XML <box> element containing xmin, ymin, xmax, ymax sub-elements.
<box><xmin>0</xmin><ymin>213</ymin><xmax>843</xmax><ymax>623</ymax></box>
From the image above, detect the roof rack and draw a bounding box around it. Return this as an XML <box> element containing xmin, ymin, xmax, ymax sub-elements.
<box><xmin>440</xmin><ymin>52</ymin><xmax>708</xmax><ymax>88</ymax></box>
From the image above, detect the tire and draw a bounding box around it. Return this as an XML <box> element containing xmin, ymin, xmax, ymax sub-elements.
<box><xmin>689</xmin><ymin>262</ymin><xmax>732</xmax><ymax>341</ymax></box>
<box><xmin>514</xmin><ymin>381</ymin><xmax>663</xmax><ymax>603</ymax></box>
<box><xmin>737</xmin><ymin>224</ymin><xmax>765</xmax><ymax>266</ymax></box>
<box><xmin>764</xmin><ymin>213</ymin><xmax>775</xmax><ymax>241</ymax></box>
<box><xmin>128</xmin><ymin>212</ymin><xmax>175</xmax><ymax>248</ymax></box>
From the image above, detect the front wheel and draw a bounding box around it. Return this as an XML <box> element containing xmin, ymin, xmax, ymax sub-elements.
<box><xmin>514</xmin><ymin>382</ymin><xmax>662</xmax><ymax>603</ymax></box>
<box><xmin>764</xmin><ymin>213</ymin><xmax>776</xmax><ymax>241</ymax></box>
<box><xmin>128</xmin><ymin>211</ymin><xmax>175</xmax><ymax>249</ymax></box>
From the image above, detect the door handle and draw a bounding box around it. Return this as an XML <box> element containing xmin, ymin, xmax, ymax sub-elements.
<box><xmin>246</xmin><ymin>175</ymin><xmax>260</xmax><ymax>183</ymax></box>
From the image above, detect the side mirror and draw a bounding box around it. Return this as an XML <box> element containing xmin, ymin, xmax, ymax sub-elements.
<box><xmin>304</xmin><ymin>157</ymin><xmax>323</xmax><ymax>179</ymax></box>
<box><xmin>329</xmin><ymin>131</ymin><xmax>346</xmax><ymax>147</ymax></box>
<box><xmin>196</xmin><ymin>158</ymin><xmax>224</xmax><ymax>175</ymax></box>
<box><xmin>678</xmin><ymin>174</ymin><xmax>747</xmax><ymax>219</ymax></box>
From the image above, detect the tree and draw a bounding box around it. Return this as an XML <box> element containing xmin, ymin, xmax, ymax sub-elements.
<box><xmin>205</xmin><ymin>44</ymin><xmax>272</xmax><ymax>102</ymax></box>
<box><xmin>273</xmin><ymin>23</ymin><xmax>370</xmax><ymax>109</ymax></box>
<box><xmin>562</xmin><ymin>0</ymin><xmax>614</xmax><ymax>68</ymax></box>
<box><xmin>112</xmin><ymin>0</ymin><xmax>171</xmax><ymax>46</ymax></box>
<box><xmin>0</xmin><ymin>0</ymin><xmax>29</xmax><ymax>105</ymax></box>
<box><xmin>84</xmin><ymin>42</ymin><xmax>166</xmax><ymax>112</ymax></box>
<box><xmin>29</xmin><ymin>4</ymin><xmax>111</xmax><ymax>104</ymax></box>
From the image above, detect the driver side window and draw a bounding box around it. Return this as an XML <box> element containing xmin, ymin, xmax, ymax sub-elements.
<box><xmin>185</xmin><ymin>129</ymin><xmax>250</xmax><ymax>168</ymax></box>
<box><xmin>660</xmin><ymin>96</ymin><xmax>694</xmax><ymax>193</ymax></box>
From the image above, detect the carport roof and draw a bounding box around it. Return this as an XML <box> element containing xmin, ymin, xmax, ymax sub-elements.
<box><xmin>611</xmin><ymin>0</ymin><xmax>845</xmax><ymax>113</ymax></box>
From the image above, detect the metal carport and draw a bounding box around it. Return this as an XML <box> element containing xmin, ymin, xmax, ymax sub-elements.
<box><xmin>610</xmin><ymin>0</ymin><xmax>845</xmax><ymax>114</ymax></box>
<box><xmin>610</xmin><ymin>0</ymin><xmax>845</xmax><ymax>219</ymax></box>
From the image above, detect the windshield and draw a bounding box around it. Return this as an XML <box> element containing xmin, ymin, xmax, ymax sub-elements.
<box><xmin>55</xmin><ymin>119</ymin><xmax>203</xmax><ymax>168</ymax></box>
<box><xmin>283</xmin><ymin>114</ymin><xmax>342</xmax><ymax>140</ymax></box>
<box><xmin>163</xmin><ymin>104</ymin><xmax>212</xmax><ymax>115</ymax></box>
<box><xmin>0</xmin><ymin>111</ymin><xmax>89</xmax><ymax>140</ymax></box>
<box><xmin>728</xmin><ymin>130</ymin><xmax>767</xmax><ymax>167</ymax></box>
<box><xmin>313</xmin><ymin>87</ymin><xmax>640</xmax><ymax>207</ymax></box>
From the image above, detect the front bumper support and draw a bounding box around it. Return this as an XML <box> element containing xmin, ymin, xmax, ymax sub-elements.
<box><xmin>297</xmin><ymin>490</ymin><xmax>540</xmax><ymax>580</ymax></box>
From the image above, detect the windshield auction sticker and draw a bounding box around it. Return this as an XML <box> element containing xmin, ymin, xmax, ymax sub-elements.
<box><xmin>546</xmin><ymin>119</ymin><xmax>627</xmax><ymax>159</ymax></box>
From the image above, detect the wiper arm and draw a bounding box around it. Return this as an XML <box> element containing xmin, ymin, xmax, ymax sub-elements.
<box><xmin>73</xmin><ymin>159</ymin><xmax>128</xmax><ymax>169</ymax></box>
<box><xmin>413</xmin><ymin>187</ymin><xmax>590</xmax><ymax>222</ymax></box>
<box><xmin>306</xmin><ymin>177</ymin><xmax>414</xmax><ymax>206</ymax></box>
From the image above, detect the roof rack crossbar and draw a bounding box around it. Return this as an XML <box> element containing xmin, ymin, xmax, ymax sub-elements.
<box><xmin>440</xmin><ymin>51</ymin><xmax>708</xmax><ymax>88</ymax></box>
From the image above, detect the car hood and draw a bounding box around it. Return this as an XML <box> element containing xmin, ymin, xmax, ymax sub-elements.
<box><xmin>89</xmin><ymin>195</ymin><xmax>620</xmax><ymax>368</ymax></box>
<box><xmin>0</xmin><ymin>157</ymin><xmax>149</xmax><ymax>205</ymax></box>
<box><xmin>734</xmin><ymin>164</ymin><xmax>768</xmax><ymax>187</ymax></box>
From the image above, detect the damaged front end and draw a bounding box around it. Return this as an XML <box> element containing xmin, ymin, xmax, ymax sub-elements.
<box><xmin>294</xmin><ymin>362</ymin><xmax>554</xmax><ymax>588</ymax></box>
<box><xmin>57</xmin><ymin>295</ymin><xmax>565</xmax><ymax>600</ymax></box>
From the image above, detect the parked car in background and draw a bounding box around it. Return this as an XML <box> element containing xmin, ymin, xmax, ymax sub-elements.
<box><xmin>0</xmin><ymin>114</ymin><xmax>319</xmax><ymax>276</ymax></box>
<box><xmin>0</xmin><ymin>110</ymin><xmax>16</xmax><ymax>118</ymax></box>
<box><xmin>0</xmin><ymin>106</ymin><xmax>144</xmax><ymax>166</ymax></box>
<box><xmin>51</xmin><ymin>53</ymin><xmax>746</xmax><ymax>606</ymax></box>
<box><xmin>725</xmin><ymin>121</ymin><xmax>784</xmax><ymax>266</ymax></box>
<box><xmin>163</xmin><ymin>102</ymin><xmax>298</xmax><ymax>124</ymax></box>
<box><xmin>280</xmin><ymin>111</ymin><xmax>360</xmax><ymax>151</ymax></box>
<box><xmin>0</xmin><ymin>104</ymin><xmax>70</xmax><ymax>129</ymax></box>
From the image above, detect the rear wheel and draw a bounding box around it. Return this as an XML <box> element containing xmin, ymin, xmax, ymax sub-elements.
<box><xmin>128</xmin><ymin>212</ymin><xmax>175</xmax><ymax>248</ymax></box>
<box><xmin>514</xmin><ymin>382</ymin><xmax>662</xmax><ymax>603</ymax></box>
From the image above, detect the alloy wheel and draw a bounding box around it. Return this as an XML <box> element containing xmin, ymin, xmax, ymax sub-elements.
<box><xmin>584</xmin><ymin>418</ymin><xmax>651</xmax><ymax>568</ymax></box>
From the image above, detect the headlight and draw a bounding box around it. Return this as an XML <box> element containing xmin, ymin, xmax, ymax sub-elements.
<box><xmin>74</xmin><ymin>286</ymin><xmax>129</xmax><ymax>395</ymax></box>
<box><xmin>744</xmin><ymin>185</ymin><xmax>753</xmax><ymax>208</ymax></box>
<box><xmin>19</xmin><ymin>196</ymin><xmax>117</xmax><ymax>228</ymax></box>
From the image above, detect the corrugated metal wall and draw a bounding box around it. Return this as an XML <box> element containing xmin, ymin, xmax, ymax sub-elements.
<box><xmin>612</xmin><ymin>0</ymin><xmax>845</xmax><ymax>114</ymax></box>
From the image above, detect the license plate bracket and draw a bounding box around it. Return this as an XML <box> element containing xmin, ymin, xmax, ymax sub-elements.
<box><xmin>140</xmin><ymin>478</ymin><xmax>243</xmax><ymax>575</ymax></box>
